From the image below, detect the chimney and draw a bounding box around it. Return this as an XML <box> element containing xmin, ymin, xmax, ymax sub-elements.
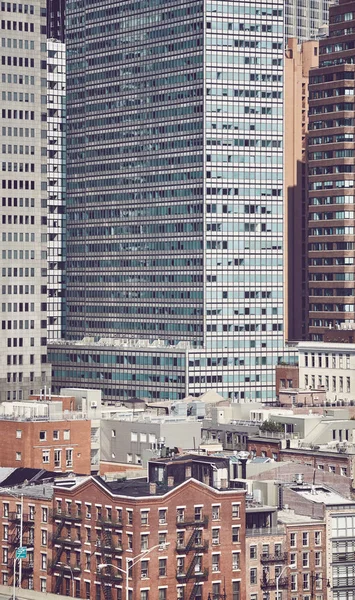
<box><xmin>149</xmin><ymin>482</ymin><xmax>157</xmax><ymax>495</ymax></box>
<box><xmin>167</xmin><ymin>475</ymin><xmax>174</xmax><ymax>488</ymax></box>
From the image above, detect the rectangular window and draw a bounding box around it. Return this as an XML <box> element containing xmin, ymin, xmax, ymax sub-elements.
<box><xmin>315</xmin><ymin>531</ymin><xmax>321</xmax><ymax>545</ymax></box>
<box><xmin>212</xmin><ymin>554</ymin><xmax>220</xmax><ymax>572</ymax></box>
<box><xmin>250</xmin><ymin>568</ymin><xmax>257</xmax><ymax>584</ymax></box>
<box><xmin>302</xmin><ymin>532</ymin><xmax>309</xmax><ymax>546</ymax></box>
<box><xmin>212</xmin><ymin>505</ymin><xmax>220</xmax><ymax>520</ymax></box>
<box><xmin>232</xmin><ymin>526</ymin><xmax>240</xmax><ymax>543</ymax></box>
<box><xmin>232</xmin><ymin>504</ymin><xmax>240</xmax><ymax>518</ymax></box>
<box><xmin>158</xmin><ymin>558</ymin><xmax>167</xmax><ymax>577</ymax></box>
<box><xmin>250</xmin><ymin>545</ymin><xmax>257</xmax><ymax>559</ymax></box>
<box><xmin>232</xmin><ymin>552</ymin><xmax>240</xmax><ymax>570</ymax></box>
<box><xmin>159</xmin><ymin>509</ymin><xmax>167</xmax><ymax>524</ymax></box>
<box><xmin>141</xmin><ymin>510</ymin><xmax>149</xmax><ymax>525</ymax></box>
<box><xmin>212</xmin><ymin>528</ymin><xmax>220</xmax><ymax>545</ymax></box>
<box><xmin>42</xmin><ymin>450</ymin><xmax>50</xmax><ymax>464</ymax></box>
<box><xmin>290</xmin><ymin>533</ymin><xmax>296</xmax><ymax>547</ymax></box>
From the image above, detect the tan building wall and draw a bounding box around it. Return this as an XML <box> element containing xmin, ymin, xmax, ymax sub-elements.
<box><xmin>284</xmin><ymin>38</ymin><xmax>319</xmax><ymax>342</ymax></box>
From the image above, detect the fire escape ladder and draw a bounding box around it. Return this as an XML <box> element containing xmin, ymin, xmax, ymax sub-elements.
<box><xmin>185</xmin><ymin>528</ymin><xmax>197</xmax><ymax>552</ymax></box>
<box><xmin>186</xmin><ymin>554</ymin><xmax>198</xmax><ymax>580</ymax></box>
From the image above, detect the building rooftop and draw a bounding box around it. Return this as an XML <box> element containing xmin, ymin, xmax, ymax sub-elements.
<box><xmin>290</xmin><ymin>485</ymin><xmax>355</xmax><ymax>506</ymax></box>
<box><xmin>278</xmin><ymin>509</ymin><xmax>323</xmax><ymax>524</ymax></box>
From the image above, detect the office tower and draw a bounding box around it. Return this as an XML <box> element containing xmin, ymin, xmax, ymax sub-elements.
<box><xmin>285</xmin><ymin>0</ymin><xmax>330</xmax><ymax>42</ymax></box>
<box><xmin>47</xmin><ymin>0</ymin><xmax>65</xmax><ymax>42</ymax></box>
<box><xmin>47</xmin><ymin>38</ymin><xmax>66</xmax><ymax>340</ymax></box>
<box><xmin>284</xmin><ymin>38</ymin><xmax>319</xmax><ymax>342</ymax></box>
<box><xmin>307</xmin><ymin>0</ymin><xmax>355</xmax><ymax>341</ymax></box>
<box><xmin>0</xmin><ymin>0</ymin><xmax>50</xmax><ymax>402</ymax></box>
<box><xmin>61</xmin><ymin>0</ymin><xmax>289</xmax><ymax>403</ymax></box>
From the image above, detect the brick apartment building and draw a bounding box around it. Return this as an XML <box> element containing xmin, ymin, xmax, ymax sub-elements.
<box><xmin>0</xmin><ymin>455</ymin><xmax>245</xmax><ymax>600</ymax></box>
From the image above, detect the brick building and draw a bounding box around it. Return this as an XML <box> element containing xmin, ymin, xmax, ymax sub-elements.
<box><xmin>0</xmin><ymin>403</ymin><xmax>92</xmax><ymax>474</ymax></box>
<box><xmin>0</xmin><ymin>455</ymin><xmax>245</xmax><ymax>600</ymax></box>
<box><xmin>0</xmin><ymin>479</ymin><xmax>54</xmax><ymax>593</ymax></box>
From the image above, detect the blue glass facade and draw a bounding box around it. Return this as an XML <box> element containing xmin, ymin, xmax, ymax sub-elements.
<box><xmin>63</xmin><ymin>0</ymin><xmax>296</xmax><ymax>402</ymax></box>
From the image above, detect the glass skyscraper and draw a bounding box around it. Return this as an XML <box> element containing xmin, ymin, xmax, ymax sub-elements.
<box><xmin>63</xmin><ymin>0</ymin><xmax>293</xmax><ymax>402</ymax></box>
<box><xmin>285</xmin><ymin>0</ymin><xmax>330</xmax><ymax>42</ymax></box>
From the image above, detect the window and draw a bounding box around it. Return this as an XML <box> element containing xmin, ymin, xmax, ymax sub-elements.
<box><xmin>41</xmin><ymin>554</ymin><xmax>47</xmax><ymax>570</ymax></box>
<box><xmin>16</xmin><ymin>430</ymin><xmax>22</xmax><ymax>438</ymax></box>
<box><xmin>232</xmin><ymin>582</ymin><xmax>240</xmax><ymax>600</ymax></box>
<box><xmin>290</xmin><ymin>533</ymin><xmax>296</xmax><ymax>547</ymax></box>
<box><xmin>42</xmin><ymin>450</ymin><xmax>50</xmax><ymax>464</ymax></box>
<box><xmin>131</xmin><ymin>432</ymin><xmax>138</xmax><ymax>442</ymax></box>
<box><xmin>63</xmin><ymin>430</ymin><xmax>70</xmax><ymax>440</ymax></box>
<box><xmin>39</xmin><ymin>431</ymin><xmax>46</xmax><ymax>441</ymax></box>
<box><xmin>250</xmin><ymin>546</ymin><xmax>257</xmax><ymax>559</ymax></box>
<box><xmin>66</xmin><ymin>449</ymin><xmax>73</xmax><ymax>468</ymax></box>
<box><xmin>127</xmin><ymin>510</ymin><xmax>133</xmax><ymax>525</ymax></box>
<box><xmin>212</xmin><ymin>554</ymin><xmax>220</xmax><ymax>572</ymax></box>
<box><xmin>3</xmin><ymin>524</ymin><xmax>8</xmax><ymax>541</ymax></box>
<box><xmin>127</xmin><ymin>453</ymin><xmax>133</xmax><ymax>463</ymax></box>
<box><xmin>158</xmin><ymin>589</ymin><xmax>167</xmax><ymax>600</ymax></box>
<box><xmin>177</xmin><ymin>557</ymin><xmax>184</xmax><ymax>576</ymax></box>
<box><xmin>290</xmin><ymin>552</ymin><xmax>297</xmax><ymax>567</ymax></box>
<box><xmin>54</xmin><ymin>449</ymin><xmax>61</xmax><ymax>468</ymax></box>
<box><xmin>302</xmin><ymin>552</ymin><xmax>309</xmax><ymax>567</ymax></box>
<box><xmin>232</xmin><ymin>552</ymin><xmax>240</xmax><ymax>570</ymax></box>
<box><xmin>159</xmin><ymin>532</ymin><xmax>167</xmax><ymax>548</ymax></box>
<box><xmin>194</xmin><ymin>506</ymin><xmax>202</xmax><ymax>521</ymax></box>
<box><xmin>159</xmin><ymin>509</ymin><xmax>167</xmax><ymax>524</ymax></box>
<box><xmin>177</xmin><ymin>508</ymin><xmax>185</xmax><ymax>523</ymax></box>
<box><xmin>303</xmin><ymin>573</ymin><xmax>310</xmax><ymax>590</ymax></box>
<box><xmin>141</xmin><ymin>534</ymin><xmax>149</xmax><ymax>551</ymax></box>
<box><xmin>232</xmin><ymin>504</ymin><xmax>240</xmax><ymax>518</ymax></box>
<box><xmin>177</xmin><ymin>531</ymin><xmax>184</xmax><ymax>548</ymax></box>
<box><xmin>232</xmin><ymin>526</ymin><xmax>240</xmax><ymax>543</ymax></box>
<box><xmin>16</xmin><ymin>452</ymin><xmax>21</xmax><ymax>461</ymax></box>
<box><xmin>212</xmin><ymin>528</ymin><xmax>220</xmax><ymax>545</ymax></box>
<box><xmin>41</xmin><ymin>530</ymin><xmax>47</xmax><ymax>546</ymax></box>
<box><xmin>302</xmin><ymin>532</ymin><xmax>309</xmax><ymax>546</ymax></box>
<box><xmin>2</xmin><ymin>547</ymin><xmax>8</xmax><ymax>565</ymax></box>
<box><xmin>158</xmin><ymin>558</ymin><xmax>167</xmax><ymax>577</ymax></box>
<box><xmin>315</xmin><ymin>551</ymin><xmax>321</xmax><ymax>567</ymax></box>
<box><xmin>111</xmin><ymin>429</ymin><xmax>116</xmax><ymax>438</ymax></box>
<box><xmin>341</xmin><ymin>467</ymin><xmax>347</xmax><ymax>476</ymax></box>
<box><xmin>250</xmin><ymin>568</ymin><xmax>257</xmax><ymax>584</ymax></box>
<box><xmin>141</xmin><ymin>560</ymin><xmax>149</xmax><ymax>579</ymax></box>
<box><xmin>3</xmin><ymin>503</ymin><xmax>9</xmax><ymax>518</ymax></box>
<box><xmin>42</xmin><ymin>507</ymin><xmax>48</xmax><ymax>523</ymax></box>
<box><xmin>291</xmin><ymin>574</ymin><xmax>297</xmax><ymax>591</ymax></box>
<box><xmin>177</xmin><ymin>587</ymin><xmax>184</xmax><ymax>600</ymax></box>
<box><xmin>40</xmin><ymin>578</ymin><xmax>46</xmax><ymax>593</ymax></box>
<box><xmin>212</xmin><ymin>505</ymin><xmax>220</xmax><ymax>520</ymax></box>
<box><xmin>141</xmin><ymin>511</ymin><xmax>149</xmax><ymax>525</ymax></box>
<box><xmin>53</xmin><ymin>430</ymin><xmax>59</xmax><ymax>440</ymax></box>
<box><xmin>315</xmin><ymin>531</ymin><xmax>321</xmax><ymax>545</ymax></box>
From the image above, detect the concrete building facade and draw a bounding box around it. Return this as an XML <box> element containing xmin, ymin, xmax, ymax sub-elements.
<box><xmin>0</xmin><ymin>0</ymin><xmax>50</xmax><ymax>402</ymax></box>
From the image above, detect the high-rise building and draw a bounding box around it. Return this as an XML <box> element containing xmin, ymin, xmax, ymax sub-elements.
<box><xmin>284</xmin><ymin>38</ymin><xmax>319</xmax><ymax>342</ymax></box>
<box><xmin>47</xmin><ymin>0</ymin><xmax>65</xmax><ymax>42</ymax></box>
<box><xmin>47</xmin><ymin>38</ymin><xmax>66</xmax><ymax>340</ymax></box>
<box><xmin>61</xmin><ymin>0</ymin><xmax>288</xmax><ymax>403</ymax></box>
<box><xmin>0</xmin><ymin>0</ymin><xmax>50</xmax><ymax>401</ymax></box>
<box><xmin>307</xmin><ymin>0</ymin><xmax>355</xmax><ymax>341</ymax></box>
<box><xmin>285</xmin><ymin>0</ymin><xmax>330</xmax><ymax>42</ymax></box>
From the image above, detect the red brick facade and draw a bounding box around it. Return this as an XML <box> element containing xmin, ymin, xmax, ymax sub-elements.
<box><xmin>49</xmin><ymin>477</ymin><xmax>245</xmax><ymax>600</ymax></box>
<box><xmin>0</xmin><ymin>419</ymin><xmax>92</xmax><ymax>474</ymax></box>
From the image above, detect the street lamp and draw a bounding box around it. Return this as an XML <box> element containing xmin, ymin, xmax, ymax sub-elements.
<box><xmin>276</xmin><ymin>563</ymin><xmax>296</xmax><ymax>600</ymax></box>
<box><xmin>0</xmin><ymin>488</ymin><xmax>24</xmax><ymax>599</ymax></box>
<box><xmin>98</xmin><ymin>542</ymin><xmax>169</xmax><ymax>600</ymax></box>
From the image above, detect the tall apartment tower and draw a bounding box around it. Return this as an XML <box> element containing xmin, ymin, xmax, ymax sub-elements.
<box><xmin>65</xmin><ymin>0</ymin><xmax>287</xmax><ymax>403</ymax></box>
<box><xmin>284</xmin><ymin>38</ymin><xmax>319</xmax><ymax>342</ymax></box>
<box><xmin>285</xmin><ymin>0</ymin><xmax>330</xmax><ymax>42</ymax></box>
<box><xmin>0</xmin><ymin>0</ymin><xmax>50</xmax><ymax>401</ymax></box>
<box><xmin>307</xmin><ymin>0</ymin><xmax>355</xmax><ymax>341</ymax></box>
